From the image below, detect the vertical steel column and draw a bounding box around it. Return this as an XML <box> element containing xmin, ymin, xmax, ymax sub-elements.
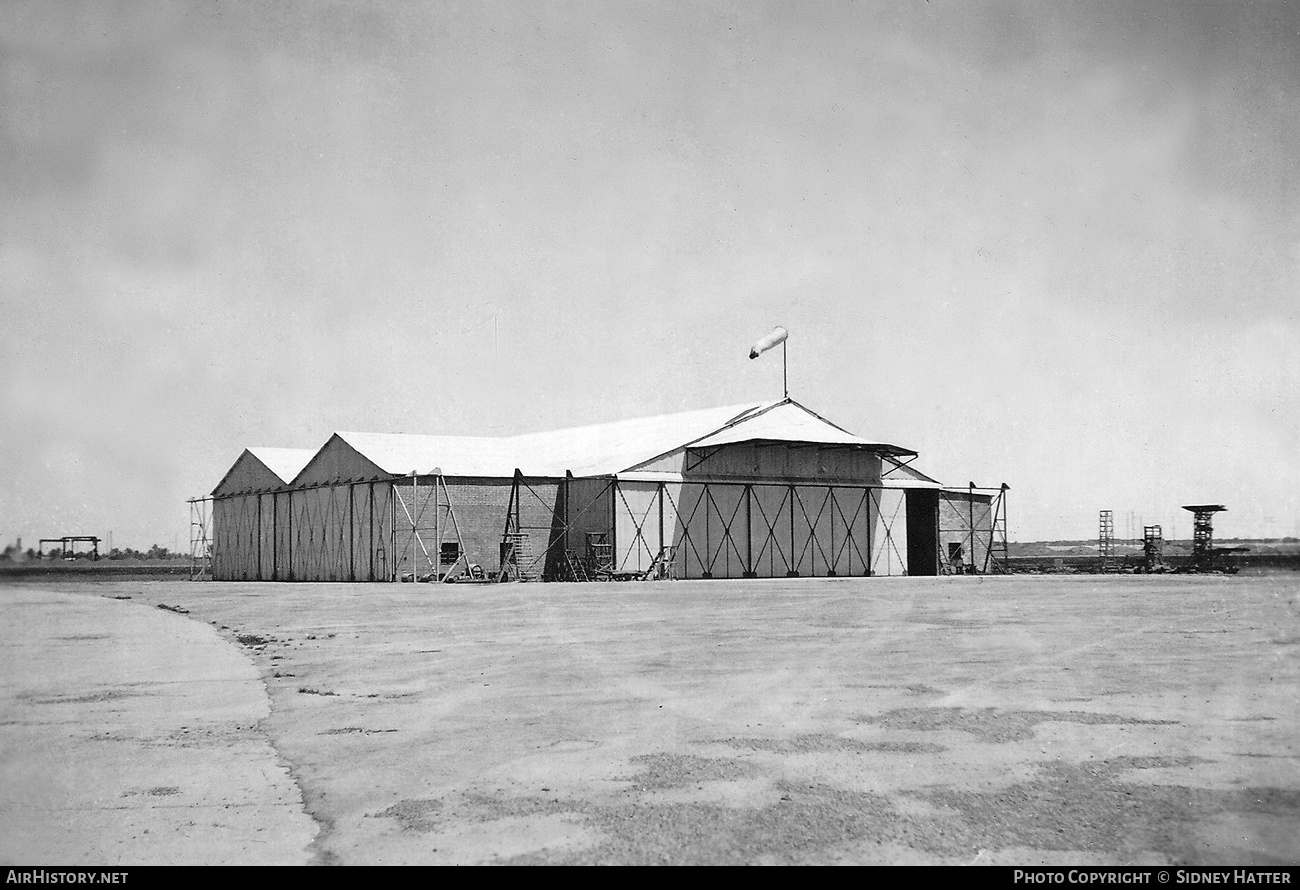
<box><xmin>287</xmin><ymin>490</ymin><xmax>294</xmax><ymax>581</ymax></box>
<box><xmin>969</xmin><ymin>482</ymin><xmax>975</xmax><ymax>573</ymax></box>
<box><xmin>827</xmin><ymin>486</ymin><xmax>836</xmax><ymax>577</ymax></box>
<box><xmin>271</xmin><ymin>492</ymin><xmax>278</xmax><ymax>581</ymax></box>
<box><xmin>788</xmin><ymin>484</ymin><xmax>797</xmax><ymax>577</ymax></box>
<box><xmin>410</xmin><ymin>474</ymin><xmax>418</xmax><ymax>580</ymax></box>
<box><xmin>348</xmin><ymin>483</ymin><xmax>356</xmax><ymax>582</ymax></box>
<box><xmin>515</xmin><ymin>471</ymin><xmax>523</xmax><ymax>536</ymax></box>
<box><xmin>657</xmin><ymin>482</ymin><xmax>665</xmax><ymax>560</ymax></box>
<box><xmin>865</xmin><ymin>489</ymin><xmax>873</xmax><ymax>577</ymax></box>
<box><xmin>607</xmin><ymin>478</ymin><xmax>617</xmax><ymax>574</ymax></box>
<box><xmin>564</xmin><ymin>472</ymin><xmax>572</xmax><ymax>560</ymax></box>
<box><xmin>391</xmin><ymin>483</ymin><xmax>398</xmax><ymax>582</ymax></box>
<box><xmin>744</xmin><ymin>484</ymin><xmax>755</xmax><ymax>578</ymax></box>
<box><xmin>702</xmin><ymin>481</ymin><xmax>711</xmax><ymax>579</ymax></box>
<box><xmin>256</xmin><ymin>493</ymin><xmax>262</xmax><ymax>580</ymax></box>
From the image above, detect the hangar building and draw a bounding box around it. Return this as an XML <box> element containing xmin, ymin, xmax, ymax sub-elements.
<box><xmin>206</xmin><ymin>398</ymin><xmax>1002</xmax><ymax>582</ymax></box>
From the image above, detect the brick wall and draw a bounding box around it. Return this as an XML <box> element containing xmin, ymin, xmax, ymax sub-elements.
<box><xmin>441</xmin><ymin>477</ymin><xmax>562</xmax><ymax>576</ymax></box>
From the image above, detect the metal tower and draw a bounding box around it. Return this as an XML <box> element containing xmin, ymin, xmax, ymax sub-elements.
<box><xmin>1182</xmin><ymin>504</ymin><xmax>1226</xmax><ymax>572</ymax></box>
<box><xmin>1142</xmin><ymin>525</ymin><xmax>1164</xmax><ymax>573</ymax></box>
<box><xmin>1098</xmin><ymin>510</ymin><xmax>1114</xmax><ymax>573</ymax></box>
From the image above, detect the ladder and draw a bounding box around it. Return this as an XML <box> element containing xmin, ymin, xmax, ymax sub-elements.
<box><xmin>586</xmin><ymin>533</ymin><xmax>615</xmax><ymax>581</ymax></box>
<box><xmin>639</xmin><ymin>544</ymin><xmax>679</xmax><ymax>581</ymax></box>
<box><xmin>564</xmin><ymin>549</ymin><xmax>589</xmax><ymax>582</ymax></box>
<box><xmin>498</xmin><ymin>532</ymin><xmax>542</xmax><ymax>582</ymax></box>
<box><xmin>985</xmin><ymin>485</ymin><xmax>1010</xmax><ymax>574</ymax></box>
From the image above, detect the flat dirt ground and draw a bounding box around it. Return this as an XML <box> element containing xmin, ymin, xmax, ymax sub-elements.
<box><xmin>2</xmin><ymin>573</ymin><xmax>1297</xmax><ymax>866</ymax></box>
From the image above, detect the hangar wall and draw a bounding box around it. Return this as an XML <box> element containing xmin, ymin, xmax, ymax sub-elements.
<box><xmin>207</xmin><ymin>401</ymin><xmax>991</xmax><ymax>582</ymax></box>
<box><xmin>607</xmin><ymin>481</ymin><xmax>910</xmax><ymax>578</ymax></box>
<box><xmin>214</xmin><ymin>476</ymin><xmax>569</xmax><ymax>582</ymax></box>
<box><xmin>215</xmin><ymin>477</ymin><xmax>924</xmax><ymax>581</ymax></box>
<box><xmin>212</xmin><ymin>494</ymin><xmax>258</xmax><ymax>580</ymax></box>
<box><xmin>284</xmin><ymin>482</ymin><xmax>394</xmax><ymax>581</ymax></box>
<box><xmin>939</xmin><ymin>490</ymin><xmax>994</xmax><ymax>573</ymax></box>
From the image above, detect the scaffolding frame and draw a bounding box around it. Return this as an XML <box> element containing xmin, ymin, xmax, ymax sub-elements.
<box><xmin>188</xmin><ymin>498</ymin><xmax>212</xmax><ymax>580</ymax></box>
<box><xmin>1099</xmin><ymin>509</ymin><xmax>1115</xmax><ymax>573</ymax></box>
<box><xmin>938</xmin><ymin>483</ymin><xmax>1004</xmax><ymax>575</ymax></box>
<box><xmin>983</xmin><ymin>484</ymin><xmax>1010</xmax><ymax>574</ymax></box>
<box><xmin>392</xmin><ymin>472</ymin><xmax>476</xmax><ymax>582</ymax></box>
<box><xmin>499</xmin><ymin>470</ymin><xmax>608</xmax><ymax>581</ymax></box>
<box><xmin>1143</xmin><ymin>524</ymin><xmax>1164</xmax><ymax>573</ymax></box>
<box><xmin>1182</xmin><ymin>504</ymin><xmax>1226</xmax><ymax>573</ymax></box>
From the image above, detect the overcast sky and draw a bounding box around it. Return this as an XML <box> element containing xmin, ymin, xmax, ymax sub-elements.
<box><xmin>2</xmin><ymin>0</ymin><xmax>1297</xmax><ymax>550</ymax></box>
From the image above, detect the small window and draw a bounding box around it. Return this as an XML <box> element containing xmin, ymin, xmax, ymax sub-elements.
<box><xmin>440</xmin><ymin>541</ymin><xmax>461</xmax><ymax>564</ymax></box>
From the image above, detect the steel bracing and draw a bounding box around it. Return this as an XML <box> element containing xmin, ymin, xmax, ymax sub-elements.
<box><xmin>983</xmin><ymin>484</ymin><xmax>1010</xmax><ymax>573</ymax></box>
<box><xmin>488</xmin><ymin>473</ymin><xmax>909</xmax><ymax>581</ymax></box>
<box><xmin>938</xmin><ymin>485</ymin><xmax>1000</xmax><ymax>575</ymax></box>
<box><xmin>210</xmin><ymin>476</ymin><xmax>485</xmax><ymax>583</ymax></box>
<box><xmin>187</xmin><ymin>498</ymin><xmax>211</xmax><ymax>580</ymax></box>
<box><xmin>206</xmin><ymin>471</ymin><xmax>1002</xmax><ymax>582</ymax></box>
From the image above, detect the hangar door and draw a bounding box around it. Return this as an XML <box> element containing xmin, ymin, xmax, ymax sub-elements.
<box><xmin>610</xmin><ymin>482</ymin><xmax>909</xmax><ymax>579</ymax></box>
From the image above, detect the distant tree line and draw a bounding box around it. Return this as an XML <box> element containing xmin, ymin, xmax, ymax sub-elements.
<box><xmin>0</xmin><ymin>543</ymin><xmax>184</xmax><ymax>561</ymax></box>
<box><xmin>105</xmin><ymin>545</ymin><xmax>182</xmax><ymax>560</ymax></box>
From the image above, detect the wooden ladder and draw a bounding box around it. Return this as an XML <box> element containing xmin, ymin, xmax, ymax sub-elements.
<box><xmin>564</xmin><ymin>549</ymin><xmax>589</xmax><ymax>582</ymax></box>
<box><xmin>499</xmin><ymin>532</ymin><xmax>542</xmax><ymax>582</ymax></box>
<box><xmin>640</xmin><ymin>544</ymin><xmax>679</xmax><ymax>581</ymax></box>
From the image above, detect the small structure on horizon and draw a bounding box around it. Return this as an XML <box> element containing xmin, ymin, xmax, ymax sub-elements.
<box><xmin>1180</xmin><ymin>505</ymin><xmax>1248</xmax><ymax>573</ymax></box>
<box><xmin>1143</xmin><ymin>525</ymin><xmax>1164</xmax><ymax>573</ymax></box>
<box><xmin>1098</xmin><ymin>509</ymin><xmax>1115</xmax><ymax>573</ymax></box>
<box><xmin>37</xmin><ymin>536</ymin><xmax>100</xmax><ymax>560</ymax></box>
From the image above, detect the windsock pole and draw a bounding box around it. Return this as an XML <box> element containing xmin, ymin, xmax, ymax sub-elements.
<box><xmin>783</xmin><ymin>338</ymin><xmax>787</xmax><ymax>399</ymax></box>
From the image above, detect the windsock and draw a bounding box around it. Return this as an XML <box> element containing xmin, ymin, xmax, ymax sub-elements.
<box><xmin>748</xmin><ymin>326</ymin><xmax>788</xmax><ymax>359</ymax></box>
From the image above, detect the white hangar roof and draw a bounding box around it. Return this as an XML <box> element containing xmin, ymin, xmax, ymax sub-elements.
<box><xmin>247</xmin><ymin>447</ymin><xmax>317</xmax><ymax>483</ymax></box>
<box><xmin>290</xmin><ymin>398</ymin><xmax>918</xmax><ymax>485</ymax></box>
<box><xmin>211</xmin><ymin>446</ymin><xmax>317</xmax><ymax>496</ymax></box>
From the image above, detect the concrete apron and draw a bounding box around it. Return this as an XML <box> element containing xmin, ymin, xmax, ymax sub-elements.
<box><xmin>0</xmin><ymin>588</ymin><xmax>316</xmax><ymax>865</ymax></box>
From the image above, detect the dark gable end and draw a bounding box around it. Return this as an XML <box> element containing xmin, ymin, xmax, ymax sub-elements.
<box><xmin>211</xmin><ymin>450</ymin><xmax>285</xmax><ymax>498</ymax></box>
<box><xmin>290</xmin><ymin>434</ymin><xmax>390</xmax><ymax>487</ymax></box>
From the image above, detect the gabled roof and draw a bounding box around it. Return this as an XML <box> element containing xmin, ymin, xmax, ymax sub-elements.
<box><xmin>512</xmin><ymin>401</ymin><xmax>770</xmax><ymax>476</ymax></box>
<box><xmin>316</xmin><ymin>398</ymin><xmax>914</xmax><ymax>480</ymax></box>
<box><xmin>328</xmin><ymin>432</ymin><xmax>521</xmax><ymax>479</ymax></box>
<box><xmin>212</xmin><ymin>447</ymin><xmax>316</xmax><ymax>496</ymax></box>
<box><xmin>879</xmin><ymin>455</ymin><xmax>943</xmax><ymax>489</ymax></box>
<box><xmin>689</xmin><ymin>400</ymin><xmax>917</xmax><ymax>456</ymax></box>
<box><xmin>247</xmin><ymin>447</ymin><xmax>316</xmax><ymax>484</ymax></box>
